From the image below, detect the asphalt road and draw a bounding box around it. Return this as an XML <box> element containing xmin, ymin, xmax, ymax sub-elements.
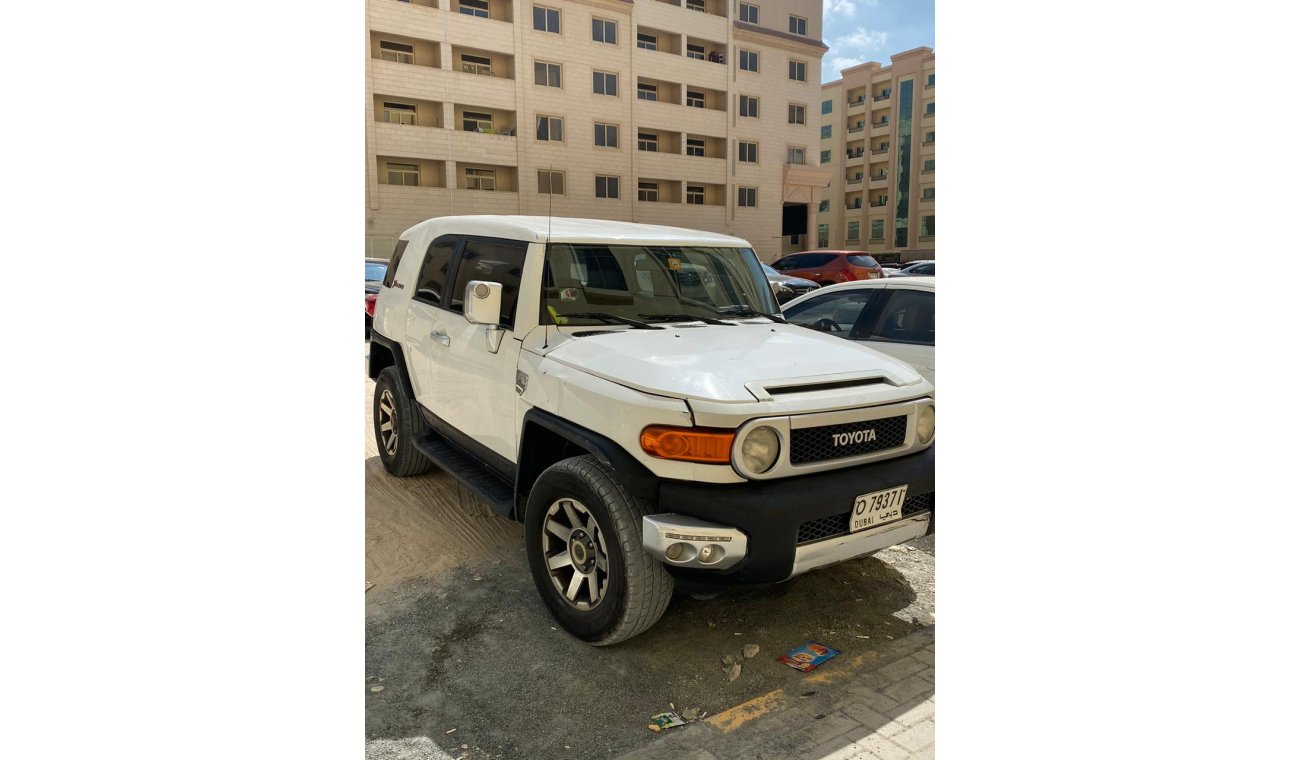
<box><xmin>364</xmin><ymin>360</ymin><xmax>935</xmax><ymax>760</ymax></box>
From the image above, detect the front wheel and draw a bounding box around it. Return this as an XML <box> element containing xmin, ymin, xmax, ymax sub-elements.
<box><xmin>524</xmin><ymin>455</ymin><xmax>673</xmax><ymax>645</ymax></box>
<box><xmin>372</xmin><ymin>367</ymin><xmax>432</xmax><ymax>477</ymax></box>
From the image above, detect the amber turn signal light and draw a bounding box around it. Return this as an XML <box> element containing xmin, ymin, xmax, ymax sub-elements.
<box><xmin>639</xmin><ymin>425</ymin><xmax>735</xmax><ymax>464</ymax></box>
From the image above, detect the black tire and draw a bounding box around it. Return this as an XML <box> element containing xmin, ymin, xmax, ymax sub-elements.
<box><xmin>373</xmin><ymin>367</ymin><xmax>432</xmax><ymax>477</ymax></box>
<box><xmin>524</xmin><ymin>455</ymin><xmax>673</xmax><ymax>646</ymax></box>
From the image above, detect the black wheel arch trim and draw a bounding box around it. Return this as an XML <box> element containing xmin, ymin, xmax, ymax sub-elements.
<box><xmin>367</xmin><ymin>330</ymin><xmax>416</xmax><ymax>401</ymax></box>
<box><xmin>517</xmin><ymin>409</ymin><xmax>661</xmax><ymax>505</ymax></box>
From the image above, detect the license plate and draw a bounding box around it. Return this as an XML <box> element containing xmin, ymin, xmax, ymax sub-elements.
<box><xmin>851</xmin><ymin>485</ymin><xmax>909</xmax><ymax>532</ymax></box>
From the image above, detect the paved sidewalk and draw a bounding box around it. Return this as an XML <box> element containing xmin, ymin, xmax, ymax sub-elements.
<box><xmin>616</xmin><ymin>627</ymin><xmax>935</xmax><ymax>760</ymax></box>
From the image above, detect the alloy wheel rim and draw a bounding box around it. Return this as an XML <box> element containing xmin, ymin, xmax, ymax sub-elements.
<box><xmin>541</xmin><ymin>498</ymin><xmax>610</xmax><ymax>611</ymax></box>
<box><xmin>378</xmin><ymin>389</ymin><xmax>398</xmax><ymax>456</ymax></box>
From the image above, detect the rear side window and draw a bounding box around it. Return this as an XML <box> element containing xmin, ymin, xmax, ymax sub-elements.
<box><xmin>868</xmin><ymin>289</ymin><xmax>934</xmax><ymax>345</ymax></box>
<box><xmin>801</xmin><ymin>253</ymin><xmax>836</xmax><ymax>267</ymax></box>
<box><xmin>772</xmin><ymin>255</ymin><xmax>803</xmax><ymax>270</ymax></box>
<box><xmin>449</xmin><ymin>238</ymin><xmax>529</xmax><ymax>329</ymax></box>
<box><xmin>414</xmin><ymin>237</ymin><xmax>458</xmax><ymax>305</ymax></box>
<box><xmin>381</xmin><ymin>239</ymin><xmax>409</xmax><ymax>288</ymax></box>
<box><xmin>847</xmin><ymin>255</ymin><xmax>879</xmax><ymax>268</ymax></box>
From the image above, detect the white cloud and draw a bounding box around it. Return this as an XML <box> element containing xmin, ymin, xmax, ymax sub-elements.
<box><xmin>834</xmin><ymin>28</ymin><xmax>890</xmax><ymax>52</ymax></box>
<box><xmin>823</xmin><ymin>0</ymin><xmax>869</xmax><ymax>18</ymax></box>
<box><xmin>829</xmin><ymin>56</ymin><xmax>867</xmax><ymax>71</ymax></box>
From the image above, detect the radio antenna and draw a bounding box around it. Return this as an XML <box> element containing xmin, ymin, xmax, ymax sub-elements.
<box><xmin>543</xmin><ymin>165</ymin><xmax>554</xmax><ymax>350</ymax></box>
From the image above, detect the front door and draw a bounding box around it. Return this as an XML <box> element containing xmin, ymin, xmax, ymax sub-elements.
<box><xmin>403</xmin><ymin>235</ymin><xmax>459</xmax><ymax>404</ymax></box>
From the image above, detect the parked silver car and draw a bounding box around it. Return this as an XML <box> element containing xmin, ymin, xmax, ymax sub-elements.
<box><xmin>762</xmin><ymin>263</ymin><xmax>820</xmax><ymax>304</ymax></box>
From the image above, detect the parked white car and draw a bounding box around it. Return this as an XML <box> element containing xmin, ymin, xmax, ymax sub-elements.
<box><xmin>369</xmin><ymin>216</ymin><xmax>935</xmax><ymax>645</ymax></box>
<box><xmin>782</xmin><ymin>278</ymin><xmax>934</xmax><ymax>387</ymax></box>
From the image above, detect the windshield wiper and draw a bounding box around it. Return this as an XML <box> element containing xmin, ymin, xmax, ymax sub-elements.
<box><xmin>714</xmin><ymin>306</ymin><xmax>787</xmax><ymax>323</ymax></box>
<box><xmin>639</xmin><ymin>313</ymin><xmax>736</xmax><ymax>326</ymax></box>
<box><xmin>557</xmin><ymin>312</ymin><xmax>663</xmax><ymax>330</ymax></box>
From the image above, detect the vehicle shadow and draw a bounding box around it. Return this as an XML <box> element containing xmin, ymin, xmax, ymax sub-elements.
<box><xmin>365</xmin><ymin>544</ymin><xmax>923</xmax><ymax>760</ymax></box>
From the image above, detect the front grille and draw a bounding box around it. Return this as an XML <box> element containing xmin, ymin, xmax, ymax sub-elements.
<box><xmin>790</xmin><ymin>415</ymin><xmax>907</xmax><ymax>465</ymax></box>
<box><xmin>795</xmin><ymin>491</ymin><xmax>935</xmax><ymax>546</ymax></box>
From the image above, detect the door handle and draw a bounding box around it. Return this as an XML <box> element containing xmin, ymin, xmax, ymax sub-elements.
<box><xmin>430</xmin><ymin>329</ymin><xmax>450</xmax><ymax>347</ymax></box>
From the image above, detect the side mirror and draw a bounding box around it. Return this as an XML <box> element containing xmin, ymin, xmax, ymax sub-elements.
<box><xmin>464</xmin><ymin>280</ymin><xmax>503</xmax><ymax>326</ymax></box>
<box><xmin>464</xmin><ymin>280</ymin><xmax>505</xmax><ymax>354</ymax></box>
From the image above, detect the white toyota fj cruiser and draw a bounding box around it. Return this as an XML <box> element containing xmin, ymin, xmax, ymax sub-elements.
<box><xmin>368</xmin><ymin>216</ymin><xmax>935</xmax><ymax>645</ymax></box>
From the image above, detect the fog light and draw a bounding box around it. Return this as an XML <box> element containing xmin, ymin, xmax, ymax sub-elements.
<box><xmin>698</xmin><ymin>544</ymin><xmax>724</xmax><ymax>564</ymax></box>
<box><xmin>665</xmin><ymin>542</ymin><xmax>686</xmax><ymax>561</ymax></box>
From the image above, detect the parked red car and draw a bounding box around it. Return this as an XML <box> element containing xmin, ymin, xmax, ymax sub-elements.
<box><xmin>770</xmin><ymin>250</ymin><xmax>884</xmax><ymax>286</ymax></box>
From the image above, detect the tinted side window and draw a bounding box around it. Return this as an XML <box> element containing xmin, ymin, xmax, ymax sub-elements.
<box><xmin>414</xmin><ymin>237</ymin><xmax>458</xmax><ymax>304</ymax></box>
<box><xmin>382</xmin><ymin>239</ymin><xmax>410</xmax><ymax>288</ymax></box>
<box><xmin>868</xmin><ymin>290</ymin><xmax>934</xmax><ymax>345</ymax></box>
<box><xmin>847</xmin><ymin>255</ymin><xmax>879</xmax><ymax>268</ymax></box>
<box><xmin>802</xmin><ymin>253</ymin><xmax>836</xmax><ymax>267</ymax></box>
<box><xmin>784</xmin><ymin>290</ymin><xmax>876</xmax><ymax>333</ymax></box>
<box><xmin>772</xmin><ymin>255</ymin><xmax>801</xmax><ymax>270</ymax></box>
<box><xmin>914</xmin><ymin>264</ymin><xmax>935</xmax><ymax>275</ymax></box>
<box><xmin>449</xmin><ymin>238</ymin><xmax>529</xmax><ymax>329</ymax></box>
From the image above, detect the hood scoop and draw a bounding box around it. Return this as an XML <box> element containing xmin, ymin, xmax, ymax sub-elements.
<box><xmin>764</xmin><ymin>376</ymin><xmax>890</xmax><ymax>396</ymax></box>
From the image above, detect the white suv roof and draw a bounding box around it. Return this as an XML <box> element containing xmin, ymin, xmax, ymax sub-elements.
<box><xmin>404</xmin><ymin>215</ymin><xmax>753</xmax><ymax>247</ymax></box>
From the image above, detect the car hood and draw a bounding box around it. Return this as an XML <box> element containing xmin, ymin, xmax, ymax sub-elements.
<box><xmin>540</xmin><ymin>322</ymin><xmax>926</xmax><ymax>403</ymax></box>
<box><xmin>772</xmin><ymin>273</ymin><xmax>819</xmax><ymax>288</ymax></box>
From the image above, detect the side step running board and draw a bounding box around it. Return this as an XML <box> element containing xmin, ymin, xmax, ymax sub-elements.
<box><xmin>413</xmin><ymin>433</ymin><xmax>515</xmax><ymax>518</ymax></box>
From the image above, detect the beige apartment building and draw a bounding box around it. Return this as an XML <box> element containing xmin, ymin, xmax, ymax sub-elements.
<box><xmin>365</xmin><ymin>0</ymin><xmax>832</xmax><ymax>262</ymax></box>
<box><xmin>817</xmin><ymin>47</ymin><xmax>934</xmax><ymax>264</ymax></box>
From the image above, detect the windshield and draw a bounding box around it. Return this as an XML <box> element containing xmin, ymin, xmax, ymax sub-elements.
<box><xmin>365</xmin><ymin>262</ymin><xmax>387</xmax><ymax>282</ymax></box>
<box><xmin>541</xmin><ymin>244</ymin><xmax>779</xmax><ymax>326</ymax></box>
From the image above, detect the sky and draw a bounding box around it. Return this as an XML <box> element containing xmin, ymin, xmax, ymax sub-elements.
<box><xmin>820</xmin><ymin>0</ymin><xmax>935</xmax><ymax>83</ymax></box>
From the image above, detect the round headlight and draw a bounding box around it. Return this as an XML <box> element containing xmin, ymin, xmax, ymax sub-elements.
<box><xmin>917</xmin><ymin>405</ymin><xmax>935</xmax><ymax>444</ymax></box>
<box><xmin>740</xmin><ymin>426</ymin><xmax>781</xmax><ymax>474</ymax></box>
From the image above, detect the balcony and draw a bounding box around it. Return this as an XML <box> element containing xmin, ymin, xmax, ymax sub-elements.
<box><xmin>637</xmin><ymin>0</ymin><xmax>728</xmax><ymax>37</ymax></box>
<box><xmin>918</xmin><ymin>235</ymin><xmax>935</xmax><ymax>242</ymax></box>
<box><xmin>846</xmin><ymin>151</ymin><xmax>864</xmax><ymax>166</ymax></box>
<box><xmin>868</xmin><ymin>173</ymin><xmax>888</xmax><ymax>189</ymax></box>
<box><xmin>873</xmin><ymin>92</ymin><xmax>891</xmax><ymax>103</ymax></box>
<box><xmin>923</xmin><ymin>112</ymin><xmax>934</xmax><ymax>120</ymax></box>
<box><xmin>871</xmin><ymin>198</ymin><xmax>888</xmax><ymax>208</ymax></box>
<box><xmin>369</xmin><ymin>4</ymin><xmax>514</xmax><ymax>54</ymax></box>
<box><xmin>920</xmin><ymin>194</ymin><xmax>935</xmax><ymax>205</ymax></box>
<box><xmin>846</xmin><ymin>175</ymin><xmax>862</xmax><ymax>186</ymax></box>
<box><xmin>634</xmin><ymin>46</ymin><xmax>726</xmax><ymax>90</ymax></box>
<box><xmin>871</xmin><ymin>147</ymin><xmax>889</xmax><ymax>156</ymax></box>
<box><xmin>870</xmin><ymin>120</ymin><xmax>890</xmax><ymax>135</ymax></box>
<box><xmin>921</xmin><ymin>168</ymin><xmax>934</xmax><ymax>175</ymax></box>
<box><xmin>847</xmin><ymin>98</ymin><xmax>866</xmax><ymax>112</ymax></box>
<box><xmin>847</xmin><ymin>124</ymin><xmax>866</xmax><ymax>134</ymax></box>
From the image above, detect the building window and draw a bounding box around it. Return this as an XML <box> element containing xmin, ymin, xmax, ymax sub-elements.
<box><xmin>739</xmin><ymin>3</ymin><xmax>758</xmax><ymax>23</ymax></box>
<box><xmin>686</xmin><ymin>0</ymin><xmax>706</xmax><ymax>12</ymax></box>
<box><xmin>595</xmin><ymin>123</ymin><xmax>619</xmax><ymax>148</ymax></box>
<box><xmin>686</xmin><ymin>90</ymin><xmax>705</xmax><ymax>108</ymax></box>
<box><xmin>820</xmin><ymin>125</ymin><xmax>832</xmax><ymax>140</ymax></box>
<box><xmin>592</xmin><ymin>17</ymin><xmax>617</xmax><ymax>44</ymax></box>
<box><xmin>820</xmin><ymin>149</ymin><xmax>831</xmax><ymax>165</ymax></box>
<box><xmin>818</xmin><ymin>199</ymin><xmax>830</xmax><ymax>212</ymax></box>
<box><xmin>382</xmin><ymin>102</ymin><xmax>417</xmax><ymax>125</ymax></box>
<box><xmin>637</xmin><ymin>82</ymin><xmax>657</xmax><ymax>101</ymax></box>
<box><xmin>462</xmin><ymin>110</ymin><xmax>492</xmax><ymax>132</ymax></box>
<box><xmin>789</xmin><ymin>15</ymin><xmax>807</xmax><ymax>36</ymax></box>
<box><xmin>536</xmin><ymin>115</ymin><xmax>564</xmax><ymax>142</ymax></box>
<box><xmin>789</xmin><ymin>104</ymin><xmax>805</xmax><ymax>124</ymax></box>
<box><xmin>847</xmin><ymin>221</ymin><xmax>860</xmax><ymax>241</ymax></box>
<box><xmin>687</xmin><ymin>184</ymin><xmax>705</xmax><ymax>204</ymax></box>
<box><xmin>458</xmin><ymin>0</ymin><xmax>489</xmax><ymax>17</ymax></box>
<box><xmin>789</xmin><ymin>59</ymin><xmax>806</xmax><ymax>82</ymax></box>
<box><xmin>821</xmin><ymin>99</ymin><xmax>833</xmax><ymax>115</ymax></box>
<box><xmin>787</xmin><ymin>147</ymin><xmax>806</xmax><ymax>165</ymax></box>
<box><xmin>923</xmin><ymin>159</ymin><xmax>935</xmax><ymax>171</ymax></box>
<box><xmin>534</xmin><ymin>61</ymin><xmax>561</xmax><ymax>88</ymax></box>
<box><xmin>465</xmin><ymin>167</ymin><xmax>496</xmax><ymax>191</ymax></box>
<box><xmin>737</xmin><ymin>186</ymin><xmax>757</xmax><ymax>207</ymax></box>
<box><xmin>922</xmin><ymin>187</ymin><xmax>935</xmax><ymax>199</ymax></box>
<box><xmin>386</xmin><ymin>162</ymin><xmax>419</xmax><ymax>186</ymax></box>
<box><xmin>739</xmin><ymin>49</ymin><xmax>758</xmax><ymax>72</ymax></box>
<box><xmin>686</xmin><ymin>138</ymin><xmax>705</xmax><ymax>157</ymax></box>
<box><xmin>533</xmin><ymin>5</ymin><xmax>560</xmax><ymax>33</ymax></box>
<box><xmin>461</xmin><ymin>53</ymin><xmax>493</xmax><ymax>76</ymax></box>
<box><xmin>740</xmin><ymin>95</ymin><xmax>759</xmax><ymax>118</ymax></box>
<box><xmin>596</xmin><ymin>175</ymin><xmax>620</xmax><ymax>199</ymax></box>
<box><xmin>638</xmin><ymin>131</ymin><xmax>658</xmax><ymax>152</ymax></box>
<box><xmin>638</xmin><ymin>181</ymin><xmax>658</xmax><ymax>202</ymax></box>
<box><xmin>927</xmin><ymin>73</ymin><xmax>935</xmax><ymax>86</ymax></box>
<box><xmin>538</xmin><ymin>170</ymin><xmax>566</xmax><ymax>193</ymax></box>
<box><xmin>817</xmin><ymin>223</ymin><xmax>829</xmax><ymax>248</ymax></box>
<box><xmin>379</xmin><ymin>40</ymin><xmax>414</xmax><ymax>64</ymax></box>
<box><xmin>870</xmin><ymin>219</ymin><xmax>885</xmax><ymax>240</ymax></box>
<box><xmin>737</xmin><ymin>141</ymin><xmax>757</xmax><ymax>163</ymax></box>
<box><xmin>926</xmin><ymin>102</ymin><xmax>935</xmax><ymax>115</ymax></box>
<box><xmin>924</xmin><ymin>131</ymin><xmax>935</xmax><ymax>143</ymax></box>
<box><xmin>687</xmin><ymin>42</ymin><xmax>705</xmax><ymax>60</ymax></box>
<box><xmin>637</xmin><ymin>32</ymin><xmax>657</xmax><ymax>50</ymax></box>
<box><xmin>921</xmin><ymin>215</ymin><xmax>935</xmax><ymax>236</ymax></box>
<box><xmin>593</xmin><ymin>71</ymin><xmax>618</xmax><ymax>96</ymax></box>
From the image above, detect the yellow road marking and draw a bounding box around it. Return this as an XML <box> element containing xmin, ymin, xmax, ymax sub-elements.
<box><xmin>704</xmin><ymin>649</ymin><xmax>884</xmax><ymax>732</ymax></box>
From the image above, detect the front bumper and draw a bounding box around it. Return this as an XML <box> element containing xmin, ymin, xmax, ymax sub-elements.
<box><xmin>647</xmin><ymin>446</ymin><xmax>934</xmax><ymax>588</ymax></box>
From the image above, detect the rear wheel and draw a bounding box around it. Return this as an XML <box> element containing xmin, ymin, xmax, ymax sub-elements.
<box><xmin>373</xmin><ymin>367</ymin><xmax>432</xmax><ymax>476</ymax></box>
<box><xmin>524</xmin><ymin>455</ymin><xmax>673</xmax><ymax>645</ymax></box>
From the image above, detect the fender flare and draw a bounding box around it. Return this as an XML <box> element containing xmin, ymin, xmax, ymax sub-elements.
<box><xmin>368</xmin><ymin>331</ymin><xmax>416</xmax><ymax>402</ymax></box>
<box><xmin>517</xmin><ymin>408</ymin><xmax>661</xmax><ymax>504</ymax></box>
